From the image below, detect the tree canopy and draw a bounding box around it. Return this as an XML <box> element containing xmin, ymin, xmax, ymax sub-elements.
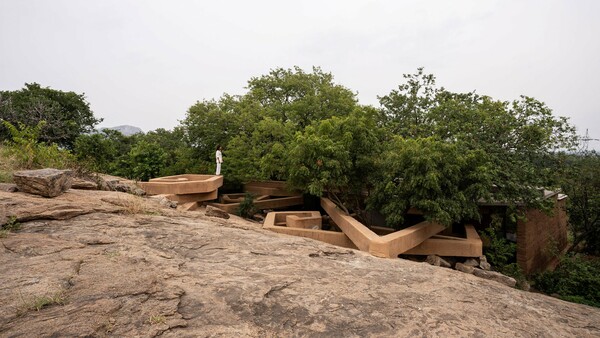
<box><xmin>0</xmin><ymin>83</ymin><xmax>101</xmax><ymax>149</ymax></box>
<box><xmin>4</xmin><ymin>67</ymin><xmax>578</xmax><ymax>229</ymax></box>
<box><xmin>175</xmin><ymin>66</ymin><xmax>578</xmax><ymax>227</ymax></box>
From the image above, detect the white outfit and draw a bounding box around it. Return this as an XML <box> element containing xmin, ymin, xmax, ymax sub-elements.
<box><xmin>215</xmin><ymin>150</ymin><xmax>223</xmax><ymax>175</ymax></box>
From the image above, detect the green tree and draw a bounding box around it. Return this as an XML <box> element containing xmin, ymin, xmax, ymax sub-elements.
<box><xmin>226</xmin><ymin>117</ymin><xmax>294</xmax><ymax>182</ymax></box>
<box><xmin>378</xmin><ymin>69</ymin><xmax>577</xmax><ymax>214</ymax></box>
<box><xmin>0</xmin><ymin>83</ymin><xmax>101</xmax><ymax>148</ymax></box>
<box><xmin>369</xmin><ymin>137</ymin><xmax>492</xmax><ymax>227</ymax></box>
<box><xmin>561</xmin><ymin>151</ymin><xmax>600</xmax><ymax>254</ymax></box>
<box><xmin>125</xmin><ymin>140</ymin><xmax>166</xmax><ymax>181</ymax></box>
<box><xmin>287</xmin><ymin>108</ymin><xmax>383</xmax><ymax>215</ymax></box>
<box><xmin>74</xmin><ymin>131</ymin><xmax>118</xmax><ymax>173</ymax></box>
<box><xmin>246</xmin><ymin>66</ymin><xmax>357</xmax><ymax>128</ymax></box>
<box><xmin>141</xmin><ymin>127</ymin><xmax>196</xmax><ymax>176</ymax></box>
<box><xmin>378</xmin><ymin>67</ymin><xmax>438</xmax><ymax>138</ymax></box>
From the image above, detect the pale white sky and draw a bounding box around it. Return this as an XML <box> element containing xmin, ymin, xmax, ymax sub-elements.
<box><xmin>1</xmin><ymin>0</ymin><xmax>599</xmax><ymax>147</ymax></box>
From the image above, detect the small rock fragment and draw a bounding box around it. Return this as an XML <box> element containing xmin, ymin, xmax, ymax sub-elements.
<box><xmin>205</xmin><ymin>205</ymin><xmax>230</xmax><ymax>219</ymax></box>
<box><xmin>426</xmin><ymin>255</ymin><xmax>451</xmax><ymax>268</ymax></box>
<box><xmin>464</xmin><ymin>258</ymin><xmax>479</xmax><ymax>267</ymax></box>
<box><xmin>455</xmin><ymin>262</ymin><xmax>475</xmax><ymax>274</ymax></box>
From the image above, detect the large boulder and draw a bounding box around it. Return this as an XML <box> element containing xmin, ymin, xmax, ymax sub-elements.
<box><xmin>13</xmin><ymin>168</ymin><xmax>73</xmax><ymax>198</ymax></box>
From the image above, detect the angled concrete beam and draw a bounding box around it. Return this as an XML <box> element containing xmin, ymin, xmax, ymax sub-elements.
<box><xmin>403</xmin><ymin>225</ymin><xmax>483</xmax><ymax>257</ymax></box>
<box><xmin>321</xmin><ymin>197</ymin><xmax>446</xmax><ymax>258</ymax></box>
<box><xmin>320</xmin><ymin>197</ymin><xmax>378</xmax><ymax>252</ymax></box>
<box><xmin>263</xmin><ymin>212</ymin><xmax>357</xmax><ymax>249</ymax></box>
<box><xmin>221</xmin><ymin>193</ymin><xmax>269</xmax><ymax>203</ymax></box>
<box><xmin>369</xmin><ymin>221</ymin><xmax>446</xmax><ymax>258</ymax></box>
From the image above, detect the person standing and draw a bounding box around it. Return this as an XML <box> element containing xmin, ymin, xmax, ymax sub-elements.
<box><xmin>215</xmin><ymin>145</ymin><xmax>223</xmax><ymax>175</ymax></box>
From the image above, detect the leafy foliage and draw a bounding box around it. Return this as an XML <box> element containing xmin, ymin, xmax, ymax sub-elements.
<box><xmin>480</xmin><ymin>214</ymin><xmax>517</xmax><ymax>268</ymax></box>
<box><xmin>369</xmin><ymin>137</ymin><xmax>492</xmax><ymax>227</ymax></box>
<box><xmin>559</xmin><ymin>151</ymin><xmax>600</xmax><ymax>254</ymax></box>
<box><xmin>287</xmin><ymin>108</ymin><xmax>382</xmax><ymax>215</ymax></box>
<box><xmin>534</xmin><ymin>254</ymin><xmax>600</xmax><ymax>308</ymax></box>
<box><xmin>1</xmin><ymin>120</ymin><xmax>75</xmax><ymax>171</ymax></box>
<box><xmin>125</xmin><ymin>141</ymin><xmax>167</xmax><ymax>181</ymax></box>
<box><xmin>378</xmin><ymin>70</ymin><xmax>577</xmax><ymax>214</ymax></box>
<box><xmin>0</xmin><ymin>83</ymin><xmax>101</xmax><ymax>149</ymax></box>
<box><xmin>237</xmin><ymin>193</ymin><xmax>257</xmax><ymax>219</ymax></box>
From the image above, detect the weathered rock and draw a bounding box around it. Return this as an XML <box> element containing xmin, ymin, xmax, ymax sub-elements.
<box><xmin>149</xmin><ymin>195</ymin><xmax>178</xmax><ymax>208</ymax></box>
<box><xmin>71</xmin><ymin>178</ymin><xmax>98</xmax><ymax>190</ymax></box>
<box><xmin>479</xmin><ymin>261</ymin><xmax>492</xmax><ymax>271</ymax></box>
<box><xmin>13</xmin><ymin>168</ymin><xmax>73</xmax><ymax>197</ymax></box>
<box><xmin>0</xmin><ymin>183</ymin><xmax>18</xmax><ymax>192</ymax></box>
<box><xmin>100</xmin><ymin>174</ymin><xmax>146</xmax><ymax>196</ymax></box>
<box><xmin>426</xmin><ymin>255</ymin><xmax>451</xmax><ymax>268</ymax></box>
<box><xmin>472</xmin><ymin>269</ymin><xmax>517</xmax><ymax>288</ymax></box>
<box><xmin>1</xmin><ymin>190</ymin><xmax>599</xmax><ymax>337</ymax></box>
<box><xmin>205</xmin><ymin>205</ymin><xmax>230</xmax><ymax>219</ymax></box>
<box><xmin>455</xmin><ymin>262</ymin><xmax>475</xmax><ymax>274</ymax></box>
<box><xmin>464</xmin><ymin>258</ymin><xmax>479</xmax><ymax>267</ymax></box>
<box><xmin>252</xmin><ymin>213</ymin><xmax>265</xmax><ymax>222</ymax></box>
<box><xmin>519</xmin><ymin>280</ymin><xmax>532</xmax><ymax>292</ymax></box>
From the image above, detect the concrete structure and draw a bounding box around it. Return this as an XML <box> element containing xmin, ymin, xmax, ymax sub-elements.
<box><xmin>321</xmin><ymin>197</ymin><xmax>457</xmax><ymax>258</ymax></box>
<box><xmin>207</xmin><ymin>181</ymin><xmax>303</xmax><ymax>214</ymax></box>
<box><xmin>404</xmin><ymin>225</ymin><xmax>483</xmax><ymax>257</ymax></box>
<box><xmin>209</xmin><ymin>195</ymin><xmax>304</xmax><ymax>214</ymax></box>
<box><xmin>139</xmin><ymin>174</ymin><xmax>223</xmax><ymax>195</ymax></box>
<box><xmin>263</xmin><ymin>211</ymin><xmax>357</xmax><ymax>249</ymax></box>
<box><xmin>516</xmin><ymin>193</ymin><xmax>568</xmax><ymax>274</ymax></box>
<box><xmin>263</xmin><ymin>202</ymin><xmax>483</xmax><ymax>259</ymax></box>
<box><xmin>244</xmin><ymin>181</ymin><xmax>297</xmax><ymax>197</ymax></box>
<box><xmin>139</xmin><ymin>174</ymin><xmax>222</xmax><ymax>210</ymax></box>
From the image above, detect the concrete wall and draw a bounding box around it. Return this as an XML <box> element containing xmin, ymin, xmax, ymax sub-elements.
<box><xmin>517</xmin><ymin>195</ymin><xmax>568</xmax><ymax>274</ymax></box>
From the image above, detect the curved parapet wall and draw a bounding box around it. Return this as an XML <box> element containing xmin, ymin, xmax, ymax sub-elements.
<box><xmin>139</xmin><ymin>175</ymin><xmax>223</xmax><ymax>195</ymax></box>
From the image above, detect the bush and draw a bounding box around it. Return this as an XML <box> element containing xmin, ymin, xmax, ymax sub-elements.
<box><xmin>0</xmin><ymin>121</ymin><xmax>75</xmax><ymax>177</ymax></box>
<box><xmin>125</xmin><ymin>141</ymin><xmax>166</xmax><ymax>181</ymax></box>
<box><xmin>238</xmin><ymin>193</ymin><xmax>257</xmax><ymax>218</ymax></box>
<box><xmin>534</xmin><ymin>254</ymin><xmax>600</xmax><ymax>307</ymax></box>
<box><xmin>480</xmin><ymin>214</ymin><xmax>517</xmax><ymax>269</ymax></box>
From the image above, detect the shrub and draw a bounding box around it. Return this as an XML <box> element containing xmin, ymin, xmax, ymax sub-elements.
<box><xmin>534</xmin><ymin>254</ymin><xmax>600</xmax><ymax>307</ymax></box>
<box><xmin>1</xmin><ymin>120</ymin><xmax>75</xmax><ymax>171</ymax></box>
<box><xmin>480</xmin><ymin>214</ymin><xmax>517</xmax><ymax>269</ymax></box>
<box><xmin>238</xmin><ymin>193</ymin><xmax>257</xmax><ymax>218</ymax></box>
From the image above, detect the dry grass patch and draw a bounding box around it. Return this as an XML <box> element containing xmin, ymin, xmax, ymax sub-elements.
<box><xmin>16</xmin><ymin>291</ymin><xmax>67</xmax><ymax>316</ymax></box>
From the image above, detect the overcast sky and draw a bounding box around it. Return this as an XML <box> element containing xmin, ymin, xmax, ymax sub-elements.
<box><xmin>1</xmin><ymin>0</ymin><xmax>599</xmax><ymax>147</ymax></box>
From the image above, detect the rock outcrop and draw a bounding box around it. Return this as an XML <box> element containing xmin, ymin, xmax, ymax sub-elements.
<box><xmin>0</xmin><ymin>189</ymin><xmax>599</xmax><ymax>337</ymax></box>
<box><xmin>13</xmin><ymin>168</ymin><xmax>73</xmax><ymax>197</ymax></box>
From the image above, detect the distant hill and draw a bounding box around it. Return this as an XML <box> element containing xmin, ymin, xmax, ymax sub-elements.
<box><xmin>101</xmin><ymin>125</ymin><xmax>144</xmax><ymax>136</ymax></box>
